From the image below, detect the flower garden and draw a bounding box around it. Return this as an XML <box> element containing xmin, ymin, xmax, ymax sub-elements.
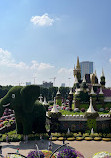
<box><xmin>0</xmin><ymin>85</ymin><xmax>111</xmax><ymax>158</ymax></box>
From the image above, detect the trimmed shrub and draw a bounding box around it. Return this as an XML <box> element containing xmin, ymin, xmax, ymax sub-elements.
<box><xmin>85</xmin><ymin>112</ymin><xmax>99</xmax><ymax>119</ymax></box>
<box><xmin>81</xmin><ymin>108</ymin><xmax>85</xmax><ymax>112</ymax></box>
<box><xmin>102</xmin><ymin>138</ymin><xmax>111</xmax><ymax>141</ymax></box>
<box><xmin>76</xmin><ymin>137</ymin><xmax>84</xmax><ymax>141</ymax></box>
<box><xmin>58</xmin><ymin>137</ymin><xmax>65</xmax><ymax>141</ymax></box>
<box><xmin>48</xmin><ymin>112</ymin><xmax>62</xmax><ymax>119</ymax></box>
<box><xmin>94</xmin><ymin>137</ymin><xmax>102</xmax><ymax>141</ymax></box>
<box><xmin>84</xmin><ymin>137</ymin><xmax>93</xmax><ymax>141</ymax></box>
<box><xmin>49</xmin><ymin>137</ymin><xmax>57</xmax><ymax>141</ymax></box>
<box><xmin>67</xmin><ymin>137</ymin><xmax>75</xmax><ymax>141</ymax></box>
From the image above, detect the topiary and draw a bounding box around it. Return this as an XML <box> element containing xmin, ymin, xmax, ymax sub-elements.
<box><xmin>48</xmin><ymin>112</ymin><xmax>62</xmax><ymax>119</ymax></box>
<box><xmin>85</xmin><ymin>112</ymin><xmax>99</xmax><ymax>119</ymax></box>
<box><xmin>94</xmin><ymin>137</ymin><xmax>102</xmax><ymax>141</ymax></box>
<box><xmin>102</xmin><ymin>138</ymin><xmax>111</xmax><ymax>141</ymax></box>
<box><xmin>67</xmin><ymin>137</ymin><xmax>75</xmax><ymax>141</ymax></box>
<box><xmin>84</xmin><ymin>137</ymin><xmax>93</xmax><ymax>141</ymax></box>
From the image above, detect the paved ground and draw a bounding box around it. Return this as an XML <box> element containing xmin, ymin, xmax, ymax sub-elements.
<box><xmin>1</xmin><ymin>140</ymin><xmax>111</xmax><ymax>158</ymax></box>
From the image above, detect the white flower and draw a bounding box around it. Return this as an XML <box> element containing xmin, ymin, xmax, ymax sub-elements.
<box><xmin>93</xmin><ymin>151</ymin><xmax>111</xmax><ymax>158</ymax></box>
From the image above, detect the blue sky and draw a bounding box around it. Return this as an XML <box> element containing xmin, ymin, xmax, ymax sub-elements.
<box><xmin>0</xmin><ymin>0</ymin><xmax>111</xmax><ymax>87</ymax></box>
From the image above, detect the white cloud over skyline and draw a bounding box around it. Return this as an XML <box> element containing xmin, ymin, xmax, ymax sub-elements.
<box><xmin>30</xmin><ymin>13</ymin><xmax>54</xmax><ymax>26</ymax></box>
<box><xmin>0</xmin><ymin>48</ymin><xmax>73</xmax><ymax>86</ymax></box>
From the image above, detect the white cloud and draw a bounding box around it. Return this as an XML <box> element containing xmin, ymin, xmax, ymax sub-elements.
<box><xmin>58</xmin><ymin>68</ymin><xmax>73</xmax><ymax>74</ymax></box>
<box><xmin>109</xmin><ymin>58</ymin><xmax>111</xmax><ymax>63</ymax></box>
<box><xmin>30</xmin><ymin>13</ymin><xmax>54</xmax><ymax>26</ymax></box>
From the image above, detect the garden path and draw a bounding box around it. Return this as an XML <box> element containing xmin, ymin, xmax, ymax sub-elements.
<box><xmin>1</xmin><ymin>140</ymin><xmax>111</xmax><ymax>158</ymax></box>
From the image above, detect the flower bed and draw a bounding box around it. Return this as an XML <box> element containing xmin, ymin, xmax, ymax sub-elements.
<box><xmin>92</xmin><ymin>151</ymin><xmax>111</xmax><ymax>158</ymax></box>
<box><xmin>57</xmin><ymin>148</ymin><xmax>84</xmax><ymax>158</ymax></box>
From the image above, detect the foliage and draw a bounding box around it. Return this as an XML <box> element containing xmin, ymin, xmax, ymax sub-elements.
<box><xmin>27</xmin><ymin>151</ymin><xmax>44</xmax><ymax>158</ymax></box>
<box><xmin>87</xmin><ymin>119</ymin><xmax>97</xmax><ymax>132</ymax></box>
<box><xmin>84</xmin><ymin>137</ymin><xmax>93</xmax><ymax>141</ymax></box>
<box><xmin>76</xmin><ymin>137</ymin><xmax>84</xmax><ymax>141</ymax></box>
<box><xmin>93</xmin><ymin>151</ymin><xmax>111</xmax><ymax>158</ymax></box>
<box><xmin>94</xmin><ymin>137</ymin><xmax>102</xmax><ymax>141</ymax></box>
<box><xmin>102</xmin><ymin>138</ymin><xmax>111</xmax><ymax>141</ymax></box>
<box><xmin>58</xmin><ymin>137</ymin><xmax>64</xmax><ymax>141</ymax></box>
<box><xmin>41</xmin><ymin>150</ymin><xmax>56</xmax><ymax>158</ymax></box>
<box><xmin>85</xmin><ymin>112</ymin><xmax>99</xmax><ymax>119</ymax></box>
<box><xmin>0</xmin><ymin>85</ymin><xmax>46</xmax><ymax>135</ymax></box>
<box><xmin>67</xmin><ymin>137</ymin><xmax>75</xmax><ymax>141</ymax></box>
<box><xmin>48</xmin><ymin>112</ymin><xmax>62</xmax><ymax>119</ymax></box>
<box><xmin>60</xmin><ymin>110</ymin><xmax>84</xmax><ymax>115</ymax></box>
<box><xmin>57</xmin><ymin>148</ymin><xmax>84</xmax><ymax>158</ymax></box>
<box><xmin>79</xmin><ymin>91</ymin><xmax>89</xmax><ymax>102</ymax></box>
<box><xmin>40</xmin><ymin>86</ymin><xmax>70</xmax><ymax>101</ymax></box>
<box><xmin>0</xmin><ymin>85</ymin><xmax>13</xmax><ymax>99</ymax></box>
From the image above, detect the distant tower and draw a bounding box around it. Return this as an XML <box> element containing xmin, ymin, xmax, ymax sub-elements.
<box><xmin>80</xmin><ymin>61</ymin><xmax>93</xmax><ymax>79</ymax></box>
<box><xmin>73</xmin><ymin>57</ymin><xmax>81</xmax><ymax>83</ymax></box>
<box><xmin>100</xmin><ymin>68</ymin><xmax>105</xmax><ymax>88</ymax></box>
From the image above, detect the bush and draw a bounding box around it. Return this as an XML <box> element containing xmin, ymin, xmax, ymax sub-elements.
<box><xmin>58</xmin><ymin>137</ymin><xmax>65</xmax><ymax>141</ymax></box>
<box><xmin>76</xmin><ymin>137</ymin><xmax>84</xmax><ymax>141</ymax></box>
<box><xmin>85</xmin><ymin>112</ymin><xmax>99</xmax><ymax>119</ymax></box>
<box><xmin>67</xmin><ymin>137</ymin><xmax>75</xmax><ymax>141</ymax></box>
<box><xmin>102</xmin><ymin>138</ymin><xmax>111</xmax><ymax>141</ymax></box>
<box><xmin>84</xmin><ymin>137</ymin><xmax>93</xmax><ymax>141</ymax></box>
<box><xmin>94</xmin><ymin>137</ymin><xmax>102</xmax><ymax>141</ymax></box>
<box><xmin>48</xmin><ymin>112</ymin><xmax>62</xmax><ymax>119</ymax></box>
<box><xmin>83</xmin><ymin>133</ymin><xmax>90</xmax><ymax>137</ymax></box>
<box><xmin>49</xmin><ymin>137</ymin><xmax>57</xmax><ymax>141</ymax></box>
<box><xmin>81</xmin><ymin>108</ymin><xmax>85</xmax><ymax>112</ymax></box>
<box><xmin>57</xmin><ymin>148</ymin><xmax>84</xmax><ymax>158</ymax></box>
<box><xmin>27</xmin><ymin>151</ymin><xmax>44</xmax><ymax>158</ymax></box>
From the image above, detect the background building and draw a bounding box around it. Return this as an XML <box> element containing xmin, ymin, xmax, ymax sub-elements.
<box><xmin>80</xmin><ymin>61</ymin><xmax>93</xmax><ymax>79</ymax></box>
<box><xmin>26</xmin><ymin>82</ymin><xmax>31</xmax><ymax>86</ymax></box>
<box><xmin>61</xmin><ymin>83</ymin><xmax>65</xmax><ymax>87</ymax></box>
<box><xmin>40</xmin><ymin>81</ymin><xmax>53</xmax><ymax>89</ymax></box>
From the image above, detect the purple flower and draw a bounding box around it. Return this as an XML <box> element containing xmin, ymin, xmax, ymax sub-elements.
<box><xmin>27</xmin><ymin>150</ymin><xmax>45</xmax><ymax>158</ymax></box>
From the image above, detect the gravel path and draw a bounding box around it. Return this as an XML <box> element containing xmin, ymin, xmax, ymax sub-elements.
<box><xmin>1</xmin><ymin>140</ymin><xmax>111</xmax><ymax>158</ymax></box>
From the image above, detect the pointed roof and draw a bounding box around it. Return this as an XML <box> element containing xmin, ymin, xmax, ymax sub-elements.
<box><xmin>75</xmin><ymin>87</ymin><xmax>79</xmax><ymax>95</ymax></box>
<box><xmin>74</xmin><ymin>75</ymin><xmax>78</xmax><ymax>84</ymax></box>
<box><xmin>76</xmin><ymin>56</ymin><xmax>81</xmax><ymax>69</ymax></box>
<box><xmin>87</xmin><ymin>97</ymin><xmax>96</xmax><ymax>113</ymax></box>
<box><xmin>57</xmin><ymin>87</ymin><xmax>60</xmax><ymax>95</ymax></box>
<box><xmin>74</xmin><ymin>64</ymin><xmax>75</xmax><ymax>70</ymax></box>
<box><xmin>69</xmin><ymin>88</ymin><xmax>73</xmax><ymax>95</ymax></box>
<box><xmin>90</xmin><ymin>86</ymin><xmax>96</xmax><ymax>95</ymax></box>
<box><xmin>82</xmin><ymin>76</ymin><xmax>86</xmax><ymax>83</ymax></box>
<box><xmin>51</xmin><ymin>97</ymin><xmax>59</xmax><ymax>113</ymax></box>
<box><xmin>101</xmin><ymin>68</ymin><xmax>105</xmax><ymax>77</ymax></box>
<box><xmin>43</xmin><ymin>97</ymin><xmax>48</xmax><ymax>105</ymax></box>
<box><xmin>99</xmin><ymin>87</ymin><xmax>104</xmax><ymax>95</ymax></box>
<box><xmin>95</xmin><ymin>70</ymin><xmax>97</xmax><ymax>77</ymax></box>
<box><xmin>39</xmin><ymin>94</ymin><xmax>43</xmax><ymax>103</ymax></box>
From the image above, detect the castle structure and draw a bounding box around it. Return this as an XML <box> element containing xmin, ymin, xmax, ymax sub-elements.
<box><xmin>73</xmin><ymin>57</ymin><xmax>111</xmax><ymax>109</ymax></box>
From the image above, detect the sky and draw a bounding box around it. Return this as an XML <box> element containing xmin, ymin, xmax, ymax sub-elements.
<box><xmin>0</xmin><ymin>0</ymin><xmax>111</xmax><ymax>87</ymax></box>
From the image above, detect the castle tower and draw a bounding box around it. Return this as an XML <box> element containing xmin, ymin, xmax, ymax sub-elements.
<box><xmin>100</xmin><ymin>68</ymin><xmax>105</xmax><ymax>88</ymax></box>
<box><xmin>56</xmin><ymin>88</ymin><xmax>62</xmax><ymax>106</ymax></box>
<box><xmin>73</xmin><ymin>57</ymin><xmax>81</xmax><ymax>83</ymax></box>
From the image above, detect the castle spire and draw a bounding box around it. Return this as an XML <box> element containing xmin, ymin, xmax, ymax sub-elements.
<box><xmin>87</xmin><ymin>97</ymin><xmax>96</xmax><ymax>113</ymax></box>
<box><xmin>101</xmin><ymin>68</ymin><xmax>104</xmax><ymax>77</ymax></box>
<box><xmin>76</xmin><ymin>56</ymin><xmax>80</xmax><ymax>69</ymax></box>
<box><xmin>95</xmin><ymin>70</ymin><xmax>97</xmax><ymax>77</ymax></box>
